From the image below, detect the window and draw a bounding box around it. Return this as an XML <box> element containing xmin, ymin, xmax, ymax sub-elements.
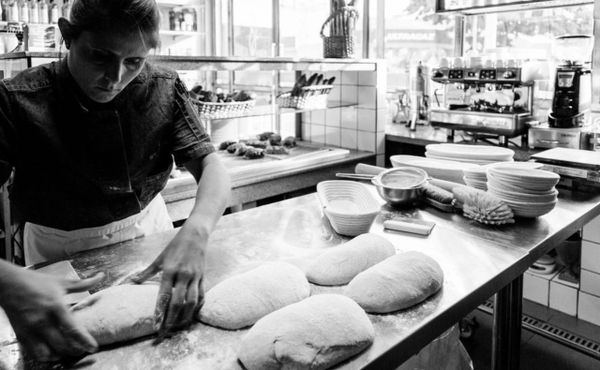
<box><xmin>374</xmin><ymin>0</ymin><xmax>456</xmax><ymax>91</ymax></box>
<box><xmin>232</xmin><ymin>0</ymin><xmax>273</xmax><ymax>57</ymax></box>
<box><xmin>279</xmin><ymin>0</ymin><xmax>330</xmax><ymax>58</ymax></box>
<box><xmin>463</xmin><ymin>5</ymin><xmax>594</xmax><ymax>60</ymax></box>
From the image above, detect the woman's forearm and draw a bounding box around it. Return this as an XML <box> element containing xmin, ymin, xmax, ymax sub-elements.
<box><xmin>183</xmin><ymin>153</ymin><xmax>231</xmax><ymax>240</ymax></box>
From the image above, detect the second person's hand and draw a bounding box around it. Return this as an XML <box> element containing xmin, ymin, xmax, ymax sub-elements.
<box><xmin>131</xmin><ymin>225</ymin><xmax>206</xmax><ymax>336</ymax></box>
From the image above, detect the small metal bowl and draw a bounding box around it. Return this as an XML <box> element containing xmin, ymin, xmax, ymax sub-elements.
<box><xmin>371</xmin><ymin>167</ymin><xmax>428</xmax><ymax>206</ymax></box>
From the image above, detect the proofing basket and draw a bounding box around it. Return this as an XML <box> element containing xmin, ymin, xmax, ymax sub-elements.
<box><xmin>322</xmin><ymin>35</ymin><xmax>355</xmax><ymax>58</ymax></box>
<box><xmin>277</xmin><ymin>85</ymin><xmax>333</xmax><ymax>110</ymax></box>
<box><xmin>316</xmin><ymin>180</ymin><xmax>380</xmax><ymax>236</ymax></box>
<box><xmin>191</xmin><ymin>99</ymin><xmax>256</xmax><ymax>120</ymax></box>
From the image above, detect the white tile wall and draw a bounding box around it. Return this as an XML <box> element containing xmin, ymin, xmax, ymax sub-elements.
<box><xmin>325</xmin><ymin>108</ymin><xmax>341</xmax><ymax>127</ymax></box>
<box><xmin>358</xmin><ymin>71</ymin><xmax>377</xmax><ymax>86</ymax></box>
<box><xmin>325</xmin><ymin>126</ymin><xmax>341</xmax><ymax>147</ymax></box>
<box><xmin>311</xmin><ymin>110</ymin><xmax>326</xmax><ymax>125</ymax></box>
<box><xmin>357</xmin><ymin>108</ymin><xmax>376</xmax><ymax>132</ymax></box>
<box><xmin>340</xmin><ymin>107</ymin><xmax>358</xmax><ymax>130</ymax></box>
<box><xmin>549</xmin><ymin>273</ymin><xmax>579</xmax><ymax>316</ymax></box>
<box><xmin>581</xmin><ymin>269</ymin><xmax>600</xmax><ymax>297</ymax></box>
<box><xmin>302</xmin><ymin>123</ymin><xmax>311</xmax><ymax>141</ymax></box>
<box><xmin>376</xmin><ymin>131</ymin><xmax>386</xmax><ymax>155</ymax></box>
<box><xmin>578</xmin><ymin>291</ymin><xmax>600</xmax><ymax>326</ymax></box>
<box><xmin>341</xmin><ymin>128</ymin><xmax>357</xmax><ymax>150</ymax></box>
<box><xmin>583</xmin><ymin>214</ymin><xmax>600</xmax><ymax>243</ymax></box>
<box><xmin>329</xmin><ymin>85</ymin><xmax>342</xmax><ymax>104</ymax></box>
<box><xmin>341</xmin><ymin>71</ymin><xmax>358</xmax><ymax>86</ymax></box>
<box><xmin>358</xmin><ymin>86</ymin><xmax>377</xmax><ymax>109</ymax></box>
<box><xmin>311</xmin><ymin>124</ymin><xmax>325</xmax><ymax>144</ymax></box>
<box><xmin>341</xmin><ymin>85</ymin><xmax>358</xmax><ymax>104</ymax></box>
<box><xmin>357</xmin><ymin>131</ymin><xmax>376</xmax><ymax>153</ymax></box>
<box><xmin>523</xmin><ymin>270</ymin><xmax>559</xmax><ymax>306</ymax></box>
<box><xmin>582</xmin><ymin>240</ymin><xmax>600</xmax><ymax>273</ymax></box>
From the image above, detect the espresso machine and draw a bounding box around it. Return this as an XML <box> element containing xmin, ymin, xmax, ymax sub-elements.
<box><xmin>529</xmin><ymin>34</ymin><xmax>593</xmax><ymax>149</ymax></box>
<box><xmin>430</xmin><ymin>57</ymin><xmax>534</xmax><ymax>145</ymax></box>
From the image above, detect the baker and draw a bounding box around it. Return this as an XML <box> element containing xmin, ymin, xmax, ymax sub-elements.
<box><xmin>0</xmin><ymin>0</ymin><xmax>230</xmax><ymax>362</ymax></box>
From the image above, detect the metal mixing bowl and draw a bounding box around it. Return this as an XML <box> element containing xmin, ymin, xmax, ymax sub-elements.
<box><xmin>371</xmin><ymin>167</ymin><xmax>428</xmax><ymax>206</ymax></box>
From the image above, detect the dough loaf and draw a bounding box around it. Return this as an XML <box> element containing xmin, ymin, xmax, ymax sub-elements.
<box><xmin>345</xmin><ymin>251</ymin><xmax>443</xmax><ymax>313</ymax></box>
<box><xmin>71</xmin><ymin>284</ymin><xmax>158</xmax><ymax>346</ymax></box>
<box><xmin>198</xmin><ymin>262</ymin><xmax>310</xmax><ymax>330</ymax></box>
<box><xmin>305</xmin><ymin>233</ymin><xmax>395</xmax><ymax>286</ymax></box>
<box><xmin>238</xmin><ymin>294</ymin><xmax>374</xmax><ymax>370</ymax></box>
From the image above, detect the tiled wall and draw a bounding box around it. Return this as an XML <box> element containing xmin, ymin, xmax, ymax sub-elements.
<box><xmin>302</xmin><ymin>65</ymin><xmax>388</xmax><ymax>167</ymax></box>
<box><xmin>580</xmin><ymin>215</ymin><xmax>600</xmax><ymax>326</ymax></box>
<box><xmin>523</xmin><ymin>215</ymin><xmax>600</xmax><ymax>327</ymax></box>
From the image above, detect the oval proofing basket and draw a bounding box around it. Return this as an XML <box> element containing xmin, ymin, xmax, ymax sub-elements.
<box><xmin>316</xmin><ymin>180</ymin><xmax>380</xmax><ymax>236</ymax></box>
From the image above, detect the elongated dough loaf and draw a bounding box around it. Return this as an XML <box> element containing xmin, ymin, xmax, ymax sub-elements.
<box><xmin>71</xmin><ymin>284</ymin><xmax>158</xmax><ymax>345</ymax></box>
<box><xmin>305</xmin><ymin>233</ymin><xmax>395</xmax><ymax>286</ymax></box>
<box><xmin>345</xmin><ymin>251</ymin><xmax>443</xmax><ymax>313</ymax></box>
<box><xmin>238</xmin><ymin>294</ymin><xmax>374</xmax><ymax>370</ymax></box>
<box><xmin>198</xmin><ymin>262</ymin><xmax>310</xmax><ymax>329</ymax></box>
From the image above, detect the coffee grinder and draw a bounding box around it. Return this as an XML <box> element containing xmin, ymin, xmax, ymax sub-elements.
<box><xmin>548</xmin><ymin>35</ymin><xmax>593</xmax><ymax>128</ymax></box>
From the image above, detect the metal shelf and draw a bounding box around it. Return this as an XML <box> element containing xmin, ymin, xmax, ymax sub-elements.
<box><xmin>204</xmin><ymin>101</ymin><xmax>358</xmax><ymax>121</ymax></box>
<box><xmin>436</xmin><ymin>0</ymin><xmax>593</xmax><ymax>15</ymax></box>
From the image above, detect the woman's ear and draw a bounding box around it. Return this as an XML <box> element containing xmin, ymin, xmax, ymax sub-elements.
<box><xmin>57</xmin><ymin>17</ymin><xmax>74</xmax><ymax>49</ymax></box>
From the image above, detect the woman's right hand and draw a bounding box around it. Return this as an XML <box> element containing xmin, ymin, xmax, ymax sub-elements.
<box><xmin>0</xmin><ymin>264</ymin><xmax>104</xmax><ymax>361</ymax></box>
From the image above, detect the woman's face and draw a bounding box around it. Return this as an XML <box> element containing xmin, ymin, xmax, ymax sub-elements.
<box><xmin>66</xmin><ymin>29</ymin><xmax>150</xmax><ymax>103</ymax></box>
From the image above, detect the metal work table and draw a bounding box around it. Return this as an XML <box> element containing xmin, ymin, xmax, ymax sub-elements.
<box><xmin>1</xmin><ymin>186</ymin><xmax>600</xmax><ymax>370</ymax></box>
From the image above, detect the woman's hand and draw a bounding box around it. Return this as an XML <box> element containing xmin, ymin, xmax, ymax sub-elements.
<box><xmin>131</xmin><ymin>225</ymin><xmax>206</xmax><ymax>335</ymax></box>
<box><xmin>0</xmin><ymin>265</ymin><xmax>103</xmax><ymax>361</ymax></box>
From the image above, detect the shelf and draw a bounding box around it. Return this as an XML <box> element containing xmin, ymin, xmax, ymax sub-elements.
<box><xmin>160</xmin><ymin>30</ymin><xmax>199</xmax><ymax>37</ymax></box>
<box><xmin>204</xmin><ymin>101</ymin><xmax>358</xmax><ymax>121</ymax></box>
<box><xmin>157</xmin><ymin>0</ymin><xmax>198</xmax><ymax>5</ymax></box>
<box><xmin>149</xmin><ymin>56</ymin><xmax>379</xmax><ymax>72</ymax></box>
<box><xmin>436</xmin><ymin>0</ymin><xmax>593</xmax><ymax>15</ymax></box>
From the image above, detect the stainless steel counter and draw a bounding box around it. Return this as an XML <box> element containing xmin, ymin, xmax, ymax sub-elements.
<box><xmin>1</xmin><ymin>186</ymin><xmax>600</xmax><ymax>370</ymax></box>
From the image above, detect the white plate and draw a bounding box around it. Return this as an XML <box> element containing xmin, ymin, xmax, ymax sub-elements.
<box><xmin>425</xmin><ymin>144</ymin><xmax>515</xmax><ymax>161</ymax></box>
<box><xmin>389</xmin><ymin>155</ymin><xmax>479</xmax><ymax>184</ymax></box>
<box><xmin>425</xmin><ymin>153</ymin><xmax>508</xmax><ymax>165</ymax></box>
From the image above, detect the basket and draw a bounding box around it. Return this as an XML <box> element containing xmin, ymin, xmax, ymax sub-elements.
<box><xmin>319</xmin><ymin>6</ymin><xmax>358</xmax><ymax>59</ymax></box>
<box><xmin>277</xmin><ymin>85</ymin><xmax>333</xmax><ymax>110</ymax></box>
<box><xmin>323</xmin><ymin>35</ymin><xmax>355</xmax><ymax>59</ymax></box>
<box><xmin>191</xmin><ymin>99</ymin><xmax>256</xmax><ymax>120</ymax></box>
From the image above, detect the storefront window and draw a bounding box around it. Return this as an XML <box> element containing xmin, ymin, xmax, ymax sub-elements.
<box><xmin>379</xmin><ymin>0</ymin><xmax>456</xmax><ymax>90</ymax></box>
<box><xmin>279</xmin><ymin>0</ymin><xmax>329</xmax><ymax>58</ymax></box>
<box><xmin>232</xmin><ymin>0</ymin><xmax>273</xmax><ymax>57</ymax></box>
<box><xmin>463</xmin><ymin>5</ymin><xmax>594</xmax><ymax>60</ymax></box>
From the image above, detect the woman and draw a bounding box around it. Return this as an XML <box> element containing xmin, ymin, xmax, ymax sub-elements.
<box><xmin>0</xmin><ymin>0</ymin><xmax>230</xmax><ymax>361</ymax></box>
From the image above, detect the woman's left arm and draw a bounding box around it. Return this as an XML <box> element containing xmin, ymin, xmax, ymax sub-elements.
<box><xmin>132</xmin><ymin>152</ymin><xmax>230</xmax><ymax>334</ymax></box>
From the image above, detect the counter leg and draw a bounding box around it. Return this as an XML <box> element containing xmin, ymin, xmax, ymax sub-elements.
<box><xmin>492</xmin><ymin>275</ymin><xmax>523</xmax><ymax>370</ymax></box>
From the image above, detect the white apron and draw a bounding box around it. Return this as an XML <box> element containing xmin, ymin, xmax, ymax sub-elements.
<box><xmin>24</xmin><ymin>194</ymin><xmax>174</xmax><ymax>266</ymax></box>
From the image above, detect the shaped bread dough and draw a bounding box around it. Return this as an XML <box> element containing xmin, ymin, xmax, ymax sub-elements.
<box><xmin>345</xmin><ymin>251</ymin><xmax>443</xmax><ymax>313</ymax></box>
<box><xmin>198</xmin><ymin>262</ymin><xmax>310</xmax><ymax>330</ymax></box>
<box><xmin>305</xmin><ymin>233</ymin><xmax>395</xmax><ymax>286</ymax></box>
<box><xmin>238</xmin><ymin>294</ymin><xmax>374</xmax><ymax>370</ymax></box>
<box><xmin>71</xmin><ymin>284</ymin><xmax>158</xmax><ymax>346</ymax></box>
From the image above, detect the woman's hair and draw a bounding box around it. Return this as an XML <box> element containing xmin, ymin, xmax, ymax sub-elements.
<box><xmin>68</xmin><ymin>0</ymin><xmax>161</xmax><ymax>49</ymax></box>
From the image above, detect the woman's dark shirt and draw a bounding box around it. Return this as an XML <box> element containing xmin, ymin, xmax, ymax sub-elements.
<box><xmin>0</xmin><ymin>58</ymin><xmax>214</xmax><ymax>230</ymax></box>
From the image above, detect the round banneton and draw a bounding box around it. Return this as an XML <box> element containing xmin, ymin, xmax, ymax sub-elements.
<box><xmin>425</xmin><ymin>143</ymin><xmax>515</xmax><ymax>160</ymax></box>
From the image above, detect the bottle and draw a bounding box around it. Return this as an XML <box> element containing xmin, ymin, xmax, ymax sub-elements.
<box><xmin>49</xmin><ymin>0</ymin><xmax>57</xmax><ymax>23</ymax></box>
<box><xmin>0</xmin><ymin>1</ymin><xmax>6</xmax><ymax>21</ymax></box>
<box><xmin>168</xmin><ymin>8</ymin><xmax>175</xmax><ymax>30</ymax></box>
<box><xmin>28</xmin><ymin>0</ymin><xmax>38</xmax><ymax>23</ymax></box>
<box><xmin>9</xmin><ymin>0</ymin><xmax>19</xmax><ymax>22</ymax></box>
<box><xmin>61</xmin><ymin>0</ymin><xmax>70</xmax><ymax>19</ymax></box>
<box><xmin>39</xmin><ymin>0</ymin><xmax>48</xmax><ymax>24</ymax></box>
<box><xmin>18</xmin><ymin>0</ymin><xmax>28</xmax><ymax>22</ymax></box>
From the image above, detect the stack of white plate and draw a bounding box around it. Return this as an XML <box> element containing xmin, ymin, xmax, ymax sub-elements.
<box><xmin>425</xmin><ymin>144</ymin><xmax>515</xmax><ymax>165</ymax></box>
<box><xmin>463</xmin><ymin>162</ymin><xmax>545</xmax><ymax>191</ymax></box>
<box><xmin>487</xmin><ymin>167</ymin><xmax>561</xmax><ymax>218</ymax></box>
<box><xmin>389</xmin><ymin>154</ymin><xmax>479</xmax><ymax>184</ymax></box>
<box><xmin>463</xmin><ymin>167</ymin><xmax>488</xmax><ymax>190</ymax></box>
